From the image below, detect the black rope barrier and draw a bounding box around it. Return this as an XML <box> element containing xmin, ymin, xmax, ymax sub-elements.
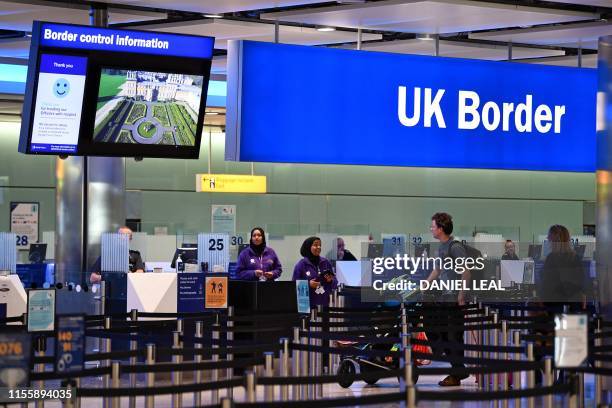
<box><xmin>77</xmin><ymin>378</ymin><xmax>244</xmax><ymax>397</ymax></box>
<box><xmin>257</xmin><ymin>369</ymin><xmax>403</xmax><ymax>386</ymax></box>
<box><xmin>30</xmin><ymin>366</ymin><xmax>112</xmax><ymax>381</ymax></box>
<box><xmin>121</xmin><ymin>357</ymin><xmax>265</xmax><ymax>374</ymax></box>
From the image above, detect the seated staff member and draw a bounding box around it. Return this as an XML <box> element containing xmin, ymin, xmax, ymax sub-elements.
<box><xmin>501</xmin><ymin>240</ymin><xmax>519</xmax><ymax>261</ymax></box>
<box><xmin>90</xmin><ymin>226</ymin><xmax>145</xmax><ymax>283</ymax></box>
<box><xmin>236</xmin><ymin>227</ymin><xmax>282</xmax><ymax>281</ymax></box>
<box><xmin>293</xmin><ymin>236</ymin><xmax>337</xmax><ymax>307</ymax></box>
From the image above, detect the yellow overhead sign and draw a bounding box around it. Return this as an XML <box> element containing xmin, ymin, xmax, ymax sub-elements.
<box><xmin>196</xmin><ymin>174</ymin><xmax>267</xmax><ymax>194</ymax></box>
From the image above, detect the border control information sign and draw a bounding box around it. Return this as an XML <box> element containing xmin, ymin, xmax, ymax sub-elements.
<box><xmin>10</xmin><ymin>202</ymin><xmax>39</xmax><ymax>248</ymax></box>
<box><xmin>55</xmin><ymin>315</ymin><xmax>85</xmax><ymax>373</ymax></box>
<box><xmin>554</xmin><ymin>314</ymin><xmax>588</xmax><ymax>368</ymax></box>
<box><xmin>0</xmin><ymin>333</ymin><xmax>31</xmax><ymax>389</ymax></box>
<box><xmin>27</xmin><ymin>288</ymin><xmax>55</xmax><ymax>333</ymax></box>
<box><xmin>205</xmin><ymin>276</ymin><xmax>228</xmax><ymax>309</ymax></box>
<box><xmin>296</xmin><ymin>280</ymin><xmax>310</xmax><ymax>314</ymax></box>
<box><xmin>178</xmin><ymin>273</ymin><xmax>206</xmax><ymax>313</ymax></box>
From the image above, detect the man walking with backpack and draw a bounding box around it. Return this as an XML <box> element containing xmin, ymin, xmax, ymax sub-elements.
<box><xmin>425</xmin><ymin>212</ymin><xmax>471</xmax><ymax>386</ymax></box>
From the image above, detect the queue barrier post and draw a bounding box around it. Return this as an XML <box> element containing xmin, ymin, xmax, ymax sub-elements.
<box><xmin>129</xmin><ymin>309</ymin><xmax>138</xmax><ymax>408</ymax></box>
<box><xmin>220</xmin><ymin>397</ymin><xmax>232</xmax><ymax>408</ymax></box>
<box><xmin>595</xmin><ymin>327</ymin><xmax>602</xmax><ymax>407</ymax></box>
<box><xmin>264</xmin><ymin>351</ymin><xmax>274</xmax><ymax>401</ymax></box>
<box><xmin>577</xmin><ymin>371</ymin><xmax>585</xmax><ymax>408</ymax></box>
<box><xmin>292</xmin><ymin>327</ymin><xmax>301</xmax><ymax>400</ymax></box>
<box><xmin>544</xmin><ymin>357</ymin><xmax>553</xmax><ymax>408</ymax></box>
<box><xmin>171</xmin><ymin>331</ymin><xmax>183</xmax><ymax>408</ymax></box>
<box><xmin>144</xmin><ymin>343</ymin><xmax>156</xmax><ymax>408</ymax></box>
<box><xmin>226</xmin><ymin>306</ymin><xmax>235</xmax><ymax>400</ymax></box>
<box><xmin>212</xmin><ymin>323</ymin><xmax>220</xmax><ymax>405</ymax></box>
<box><xmin>501</xmin><ymin>319</ymin><xmax>509</xmax><ymax>408</ymax></box>
<box><xmin>193</xmin><ymin>321</ymin><xmax>204</xmax><ymax>407</ymax></box>
<box><xmin>103</xmin><ymin>317</ymin><xmax>112</xmax><ymax>408</ymax></box>
<box><xmin>512</xmin><ymin>330</ymin><xmax>521</xmax><ymax>406</ymax></box>
<box><xmin>300</xmin><ymin>319</ymin><xmax>309</xmax><ymax>399</ymax></box>
<box><xmin>245</xmin><ymin>371</ymin><xmax>256</xmax><ymax>403</ymax></box>
<box><xmin>527</xmin><ymin>342</ymin><xmax>535</xmax><ymax>408</ymax></box>
<box><xmin>492</xmin><ymin>312</ymin><xmax>499</xmax><ymax>403</ymax></box>
<box><xmin>483</xmin><ymin>305</ymin><xmax>490</xmax><ymax>391</ymax></box>
<box><xmin>309</xmin><ymin>308</ymin><xmax>316</xmax><ymax>399</ymax></box>
<box><xmin>316</xmin><ymin>304</ymin><xmax>324</xmax><ymax>398</ymax></box>
<box><xmin>110</xmin><ymin>361</ymin><xmax>120</xmax><ymax>408</ymax></box>
<box><xmin>568</xmin><ymin>373</ymin><xmax>578</xmax><ymax>408</ymax></box>
<box><xmin>279</xmin><ymin>337</ymin><xmax>289</xmax><ymax>401</ymax></box>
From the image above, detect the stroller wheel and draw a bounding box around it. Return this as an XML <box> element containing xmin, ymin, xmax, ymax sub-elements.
<box><xmin>364</xmin><ymin>377</ymin><xmax>379</xmax><ymax>385</ymax></box>
<box><xmin>337</xmin><ymin>360</ymin><xmax>357</xmax><ymax>388</ymax></box>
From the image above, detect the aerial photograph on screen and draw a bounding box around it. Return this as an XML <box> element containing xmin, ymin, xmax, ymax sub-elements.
<box><xmin>93</xmin><ymin>69</ymin><xmax>204</xmax><ymax>146</ymax></box>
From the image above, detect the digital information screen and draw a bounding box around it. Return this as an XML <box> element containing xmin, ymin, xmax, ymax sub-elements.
<box><xmin>30</xmin><ymin>54</ymin><xmax>87</xmax><ymax>153</ymax></box>
<box><xmin>93</xmin><ymin>68</ymin><xmax>204</xmax><ymax>147</ymax></box>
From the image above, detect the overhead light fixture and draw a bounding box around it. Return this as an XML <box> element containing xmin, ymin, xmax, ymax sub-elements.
<box><xmin>204</xmin><ymin>14</ymin><xmax>223</xmax><ymax>18</ymax></box>
<box><xmin>316</xmin><ymin>27</ymin><xmax>336</xmax><ymax>32</ymax></box>
<box><xmin>416</xmin><ymin>33</ymin><xmax>436</xmax><ymax>41</ymax></box>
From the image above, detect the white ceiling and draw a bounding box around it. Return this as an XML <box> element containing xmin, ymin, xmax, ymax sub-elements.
<box><xmin>133</xmin><ymin>19</ymin><xmax>382</xmax><ymax>49</ymax></box>
<box><xmin>469</xmin><ymin>21</ymin><xmax>612</xmax><ymax>50</ymax></box>
<box><xmin>262</xmin><ymin>0</ymin><xmax>598</xmax><ymax>34</ymax></box>
<box><xmin>340</xmin><ymin>39</ymin><xmax>565</xmax><ymax>60</ymax></box>
<box><xmin>0</xmin><ymin>0</ymin><xmax>164</xmax><ymax>32</ymax></box>
<box><xmin>100</xmin><ymin>0</ymin><xmax>325</xmax><ymax>14</ymax></box>
<box><xmin>0</xmin><ymin>38</ymin><xmax>30</xmax><ymax>59</ymax></box>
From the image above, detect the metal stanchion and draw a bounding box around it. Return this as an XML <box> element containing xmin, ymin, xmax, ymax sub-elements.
<box><xmin>577</xmin><ymin>371</ymin><xmax>585</xmax><ymax>408</ymax></box>
<box><xmin>492</xmin><ymin>313</ymin><xmax>499</xmax><ymax>408</ymax></box>
<box><xmin>129</xmin><ymin>309</ymin><xmax>138</xmax><ymax>408</ymax></box>
<box><xmin>513</xmin><ymin>330</ymin><xmax>521</xmax><ymax>401</ymax></box>
<box><xmin>292</xmin><ymin>327</ymin><xmax>301</xmax><ymax>400</ymax></box>
<box><xmin>226</xmin><ymin>306</ymin><xmax>234</xmax><ymax>400</ymax></box>
<box><xmin>220</xmin><ymin>397</ymin><xmax>232</xmax><ymax>408</ymax></box>
<box><xmin>279</xmin><ymin>338</ymin><xmax>289</xmax><ymax>401</ymax></box>
<box><xmin>316</xmin><ymin>305</ymin><xmax>324</xmax><ymax>398</ymax></box>
<box><xmin>33</xmin><ymin>336</ymin><xmax>46</xmax><ymax>408</ymax></box>
<box><xmin>309</xmin><ymin>309</ymin><xmax>316</xmax><ymax>399</ymax></box>
<box><xmin>145</xmin><ymin>344</ymin><xmax>155</xmax><ymax>408</ymax></box>
<box><xmin>264</xmin><ymin>352</ymin><xmax>274</xmax><ymax>401</ymax></box>
<box><xmin>103</xmin><ymin>317</ymin><xmax>112</xmax><ymax>408</ymax></box>
<box><xmin>595</xmin><ymin>326</ymin><xmax>602</xmax><ymax>407</ymax></box>
<box><xmin>568</xmin><ymin>373</ymin><xmax>578</xmax><ymax>408</ymax></box>
<box><xmin>245</xmin><ymin>371</ymin><xmax>256</xmax><ymax>403</ymax></box>
<box><xmin>193</xmin><ymin>321</ymin><xmax>203</xmax><ymax>407</ymax></box>
<box><xmin>111</xmin><ymin>361</ymin><xmax>120</xmax><ymax>408</ymax></box>
<box><xmin>171</xmin><ymin>331</ymin><xmax>183</xmax><ymax>408</ymax></box>
<box><xmin>300</xmin><ymin>319</ymin><xmax>309</xmax><ymax>399</ymax></box>
<box><xmin>74</xmin><ymin>378</ymin><xmax>81</xmax><ymax>408</ymax></box>
<box><xmin>211</xmin><ymin>323</ymin><xmax>220</xmax><ymax>404</ymax></box>
<box><xmin>544</xmin><ymin>357</ymin><xmax>553</xmax><ymax>408</ymax></box>
<box><xmin>403</xmin><ymin>344</ymin><xmax>416</xmax><ymax>408</ymax></box>
<box><xmin>527</xmin><ymin>342</ymin><xmax>535</xmax><ymax>408</ymax></box>
<box><xmin>482</xmin><ymin>306</ymin><xmax>490</xmax><ymax>391</ymax></box>
<box><xmin>501</xmin><ymin>320</ymin><xmax>509</xmax><ymax>408</ymax></box>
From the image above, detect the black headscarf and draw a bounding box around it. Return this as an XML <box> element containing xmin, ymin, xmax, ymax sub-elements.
<box><xmin>249</xmin><ymin>227</ymin><xmax>266</xmax><ymax>256</ymax></box>
<box><xmin>300</xmin><ymin>236</ymin><xmax>321</xmax><ymax>265</ymax></box>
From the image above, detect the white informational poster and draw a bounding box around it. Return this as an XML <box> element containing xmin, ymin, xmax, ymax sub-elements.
<box><xmin>211</xmin><ymin>205</ymin><xmax>236</xmax><ymax>236</ymax></box>
<box><xmin>554</xmin><ymin>314</ymin><xmax>588</xmax><ymax>368</ymax></box>
<box><xmin>30</xmin><ymin>54</ymin><xmax>87</xmax><ymax>154</ymax></box>
<box><xmin>10</xmin><ymin>202</ymin><xmax>39</xmax><ymax>248</ymax></box>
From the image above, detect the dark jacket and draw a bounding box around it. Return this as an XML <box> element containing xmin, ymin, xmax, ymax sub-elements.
<box><xmin>236</xmin><ymin>247</ymin><xmax>282</xmax><ymax>281</ymax></box>
<box><xmin>538</xmin><ymin>252</ymin><xmax>585</xmax><ymax>303</ymax></box>
<box><xmin>292</xmin><ymin>257</ymin><xmax>337</xmax><ymax>306</ymax></box>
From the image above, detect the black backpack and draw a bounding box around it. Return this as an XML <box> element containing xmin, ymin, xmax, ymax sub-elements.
<box><xmin>447</xmin><ymin>240</ymin><xmax>483</xmax><ymax>261</ymax></box>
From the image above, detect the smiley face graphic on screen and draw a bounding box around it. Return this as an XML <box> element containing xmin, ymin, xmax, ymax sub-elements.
<box><xmin>53</xmin><ymin>78</ymin><xmax>70</xmax><ymax>98</ymax></box>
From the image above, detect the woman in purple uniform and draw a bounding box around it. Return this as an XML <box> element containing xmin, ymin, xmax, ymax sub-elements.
<box><xmin>236</xmin><ymin>227</ymin><xmax>282</xmax><ymax>281</ymax></box>
<box><xmin>292</xmin><ymin>236</ymin><xmax>337</xmax><ymax>307</ymax></box>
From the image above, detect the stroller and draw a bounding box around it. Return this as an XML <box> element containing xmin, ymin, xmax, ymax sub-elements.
<box><xmin>335</xmin><ymin>329</ymin><xmax>430</xmax><ymax>388</ymax></box>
